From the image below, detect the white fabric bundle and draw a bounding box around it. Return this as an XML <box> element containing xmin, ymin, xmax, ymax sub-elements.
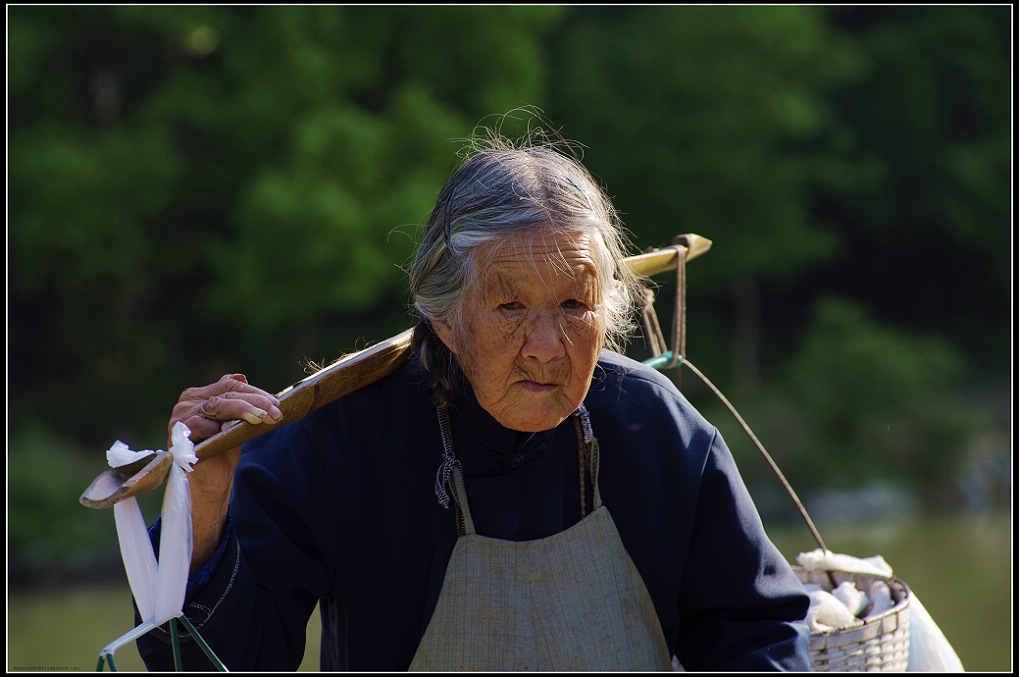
<box><xmin>867</xmin><ymin>579</ymin><xmax>895</xmax><ymax>617</ymax></box>
<box><xmin>797</xmin><ymin>548</ymin><xmax>893</xmax><ymax>577</ymax></box>
<box><xmin>806</xmin><ymin>588</ymin><xmax>864</xmax><ymax>632</ymax></box>
<box><xmin>110</xmin><ymin>422</ymin><xmax>196</xmax><ymax>626</ymax></box>
<box><xmin>832</xmin><ymin>580</ymin><xmax>869</xmax><ymax>617</ymax></box>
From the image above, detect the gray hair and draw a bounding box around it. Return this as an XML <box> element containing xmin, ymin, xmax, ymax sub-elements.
<box><xmin>410</xmin><ymin>130</ymin><xmax>646</xmax><ymax>407</ymax></box>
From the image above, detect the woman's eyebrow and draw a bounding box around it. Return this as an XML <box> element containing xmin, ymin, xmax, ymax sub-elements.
<box><xmin>565</xmin><ymin>266</ymin><xmax>598</xmax><ymax>289</ymax></box>
<box><xmin>480</xmin><ymin>272</ymin><xmax>519</xmax><ymax>303</ymax></box>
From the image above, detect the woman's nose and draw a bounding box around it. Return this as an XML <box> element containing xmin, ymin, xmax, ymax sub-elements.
<box><xmin>522</xmin><ymin>311</ymin><xmax>566</xmax><ymax>363</ymax></box>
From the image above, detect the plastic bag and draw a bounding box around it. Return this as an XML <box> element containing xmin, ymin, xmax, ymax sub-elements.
<box><xmin>906</xmin><ymin>593</ymin><xmax>965</xmax><ymax>671</ymax></box>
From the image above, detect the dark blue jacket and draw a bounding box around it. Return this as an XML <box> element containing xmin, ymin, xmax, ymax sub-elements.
<box><xmin>138</xmin><ymin>350</ymin><xmax>810</xmax><ymax>671</ymax></box>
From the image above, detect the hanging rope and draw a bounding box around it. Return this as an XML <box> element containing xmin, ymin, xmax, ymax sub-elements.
<box><xmin>636</xmin><ymin>239</ymin><xmax>834</xmax><ymax>585</ymax></box>
<box><xmin>645</xmin><ymin>350</ymin><xmax>838</xmax><ymax>590</ymax></box>
<box><xmin>680</xmin><ymin>355</ymin><xmax>829</xmax><ymax>554</ymax></box>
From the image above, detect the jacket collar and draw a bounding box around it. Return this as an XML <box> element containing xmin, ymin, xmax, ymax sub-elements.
<box><xmin>447</xmin><ymin>374</ymin><xmax>557</xmax><ymax>473</ymax></box>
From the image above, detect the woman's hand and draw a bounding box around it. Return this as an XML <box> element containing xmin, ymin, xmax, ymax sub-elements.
<box><xmin>171</xmin><ymin>373</ymin><xmax>284</xmax><ymax>446</ymax></box>
<box><xmin>169</xmin><ymin>374</ymin><xmax>283</xmax><ymax>573</ymax></box>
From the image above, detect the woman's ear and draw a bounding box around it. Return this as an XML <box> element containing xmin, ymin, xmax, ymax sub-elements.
<box><xmin>431</xmin><ymin>319</ymin><xmax>457</xmax><ymax>356</ymax></box>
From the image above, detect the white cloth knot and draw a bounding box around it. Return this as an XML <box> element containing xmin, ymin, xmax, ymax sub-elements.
<box><xmin>108</xmin><ymin>423</ymin><xmax>194</xmax><ymax>627</ymax></box>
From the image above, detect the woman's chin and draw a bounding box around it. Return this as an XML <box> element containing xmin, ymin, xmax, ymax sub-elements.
<box><xmin>489</xmin><ymin>395</ymin><xmax>577</xmax><ymax>432</ymax></box>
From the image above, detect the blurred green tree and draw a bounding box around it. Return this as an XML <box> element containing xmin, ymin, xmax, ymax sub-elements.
<box><xmin>8</xmin><ymin>5</ymin><xmax>567</xmax><ymax>448</ymax></box>
<box><xmin>781</xmin><ymin>295</ymin><xmax>987</xmax><ymax>494</ymax></box>
<box><xmin>810</xmin><ymin>6</ymin><xmax>1011</xmax><ymax>372</ymax></box>
<box><xmin>546</xmin><ymin>5</ymin><xmax>867</xmax><ymax>387</ymax></box>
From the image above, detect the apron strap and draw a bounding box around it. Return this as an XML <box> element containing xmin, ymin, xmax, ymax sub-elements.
<box><xmin>573</xmin><ymin>405</ymin><xmax>601</xmax><ymax>515</ymax></box>
<box><xmin>448</xmin><ymin>463</ymin><xmax>475</xmax><ymax>535</ymax></box>
<box><xmin>435</xmin><ymin>407</ymin><xmax>475</xmax><ymax>535</ymax></box>
<box><xmin>433</xmin><ymin>406</ymin><xmax>459</xmax><ymax>510</ymax></box>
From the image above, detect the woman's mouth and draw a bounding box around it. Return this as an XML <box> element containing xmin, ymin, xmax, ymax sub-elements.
<box><xmin>518</xmin><ymin>380</ymin><xmax>559</xmax><ymax>393</ymax></box>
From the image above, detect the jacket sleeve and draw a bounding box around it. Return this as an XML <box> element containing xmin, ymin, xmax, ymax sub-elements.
<box><xmin>674</xmin><ymin>428</ymin><xmax>811</xmax><ymax>671</ymax></box>
<box><xmin>136</xmin><ymin>420</ymin><xmax>336</xmax><ymax>671</ymax></box>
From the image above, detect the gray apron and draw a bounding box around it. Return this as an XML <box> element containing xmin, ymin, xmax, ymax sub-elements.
<box><xmin>410</xmin><ymin>406</ymin><xmax>673</xmax><ymax>671</ymax></box>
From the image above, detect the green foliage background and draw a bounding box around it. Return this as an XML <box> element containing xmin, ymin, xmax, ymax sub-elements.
<box><xmin>8</xmin><ymin>6</ymin><xmax>1010</xmax><ymax>580</ymax></box>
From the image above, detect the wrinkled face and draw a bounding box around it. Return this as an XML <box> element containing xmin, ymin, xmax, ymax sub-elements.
<box><xmin>434</xmin><ymin>229</ymin><xmax>607</xmax><ymax>432</ymax></box>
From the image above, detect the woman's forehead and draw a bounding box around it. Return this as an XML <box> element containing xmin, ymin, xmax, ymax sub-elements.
<box><xmin>479</xmin><ymin>230</ymin><xmax>600</xmax><ymax>279</ymax></box>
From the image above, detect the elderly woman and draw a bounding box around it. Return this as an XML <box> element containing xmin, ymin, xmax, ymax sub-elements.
<box><xmin>137</xmin><ymin>130</ymin><xmax>810</xmax><ymax>671</ymax></box>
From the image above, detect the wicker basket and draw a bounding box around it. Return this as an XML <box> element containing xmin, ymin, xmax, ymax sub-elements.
<box><xmin>795</xmin><ymin>567</ymin><xmax>911</xmax><ymax>672</ymax></box>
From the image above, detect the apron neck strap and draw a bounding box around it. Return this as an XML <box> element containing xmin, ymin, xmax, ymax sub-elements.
<box><xmin>572</xmin><ymin>405</ymin><xmax>602</xmax><ymax>515</ymax></box>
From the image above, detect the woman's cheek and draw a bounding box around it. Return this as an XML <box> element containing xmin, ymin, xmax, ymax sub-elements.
<box><xmin>466</xmin><ymin>309</ymin><xmax>520</xmax><ymax>356</ymax></box>
<box><xmin>564</xmin><ymin>310</ymin><xmax>603</xmax><ymax>343</ymax></box>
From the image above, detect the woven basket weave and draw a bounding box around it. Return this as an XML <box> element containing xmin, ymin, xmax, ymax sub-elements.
<box><xmin>795</xmin><ymin>567</ymin><xmax>911</xmax><ymax>672</ymax></box>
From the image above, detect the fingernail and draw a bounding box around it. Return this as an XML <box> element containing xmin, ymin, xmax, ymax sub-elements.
<box><xmin>268</xmin><ymin>406</ymin><xmax>284</xmax><ymax>422</ymax></box>
<box><xmin>241</xmin><ymin>407</ymin><xmax>268</xmax><ymax>424</ymax></box>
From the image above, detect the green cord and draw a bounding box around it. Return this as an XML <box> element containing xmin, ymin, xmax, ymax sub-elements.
<box><xmin>643</xmin><ymin>350</ymin><xmax>683</xmax><ymax>370</ymax></box>
<box><xmin>95</xmin><ymin>614</ymin><xmax>228</xmax><ymax>672</ymax></box>
<box><xmin>97</xmin><ymin>652</ymin><xmax>117</xmax><ymax>672</ymax></box>
<box><xmin>170</xmin><ymin>617</ymin><xmax>183</xmax><ymax>671</ymax></box>
<box><xmin>177</xmin><ymin>614</ymin><xmax>230</xmax><ymax>672</ymax></box>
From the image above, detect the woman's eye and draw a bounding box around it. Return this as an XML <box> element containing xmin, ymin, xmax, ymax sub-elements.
<box><xmin>561</xmin><ymin>299</ymin><xmax>585</xmax><ymax>310</ymax></box>
<box><xmin>500</xmin><ymin>302</ymin><xmax>522</xmax><ymax>311</ymax></box>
